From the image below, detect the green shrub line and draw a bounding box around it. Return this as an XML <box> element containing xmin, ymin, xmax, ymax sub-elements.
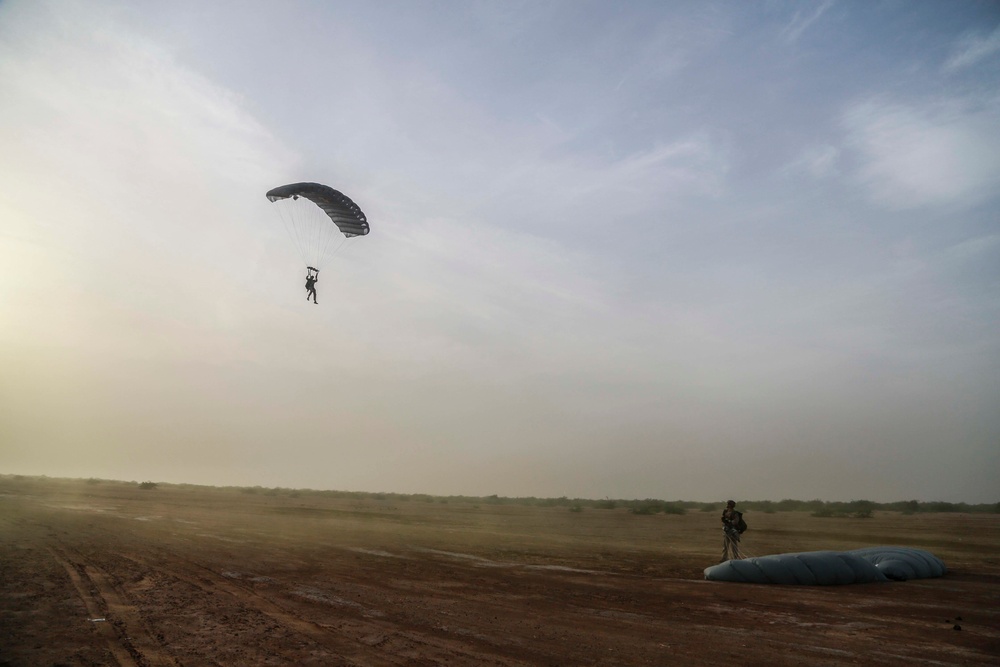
<box><xmin>1</xmin><ymin>475</ymin><xmax>997</xmax><ymax>515</ymax></box>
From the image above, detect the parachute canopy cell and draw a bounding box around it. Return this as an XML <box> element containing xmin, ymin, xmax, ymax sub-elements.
<box><xmin>703</xmin><ymin>547</ymin><xmax>946</xmax><ymax>585</ymax></box>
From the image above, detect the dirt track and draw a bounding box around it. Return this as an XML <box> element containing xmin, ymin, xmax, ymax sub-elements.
<box><xmin>2</xmin><ymin>479</ymin><xmax>998</xmax><ymax>666</ymax></box>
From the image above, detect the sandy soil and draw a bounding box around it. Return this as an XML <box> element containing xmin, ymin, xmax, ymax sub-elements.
<box><xmin>2</xmin><ymin>478</ymin><xmax>998</xmax><ymax>666</ymax></box>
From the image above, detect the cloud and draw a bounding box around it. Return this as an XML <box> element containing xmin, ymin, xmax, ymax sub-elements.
<box><xmin>356</xmin><ymin>214</ymin><xmax>612</xmax><ymax>375</ymax></box>
<box><xmin>942</xmin><ymin>232</ymin><xmax>1000</xmax><ymax>263</ymax></box>
<box><xmin>3</xmin><ymin>1</ymin><xmax>998</xmax><ymax>502</ymax></box>
<box><xmin>0</xmin><ymin>1</ymin><xmax>311</xmax><ymax>383</ymax></box>
<box><xmin>945</xmin><ymin>24</ymin><xmax>1000</xmax><ymax>70</ymax></box>
<box><xmin>780</xmin><ymin>0</ymin><xmax>834</xmax><ymax>43</ymax></box>
<box><xmin>462</xmin><ymin>131</ymin><xmax>731</xmax><ymax>243</ymax></box>
<box><xmin>597</xmin><ymin>136</ymin><xmax>730</xmax><ymax>198</ymax></box>
<box><xmin>842</xmin><ymin>98</ymin><xmax>1000</xmax><ymax>209</ymax></box>
<box><xmin>0</xmin><ymin>2</ymin><xmax>294</xmax><ymax>244</ymax></box>
<box><xmin>781</xmin><ymin>143</ymin><xmax>840</xmax><ymax>179</ymax></box>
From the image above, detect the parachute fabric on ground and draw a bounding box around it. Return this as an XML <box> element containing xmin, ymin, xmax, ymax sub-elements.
<box><xmin>265</xmin><ymin>182</ymin><xmax>369</xmax><ymax>270</ymax></box>
<box><xmin>849</xmin><ymin>546</ymin><xmax>947</xmax><ymax>581</ymax></box>
<box><xmin>705</xmin><ymin>551</ymin><xmax>885</xmax><ymax>585</ymax></box>
<box><xmin>703</xmin><ymin>547</ymin><xmax>946</xmax><ymax>585</ymax></box>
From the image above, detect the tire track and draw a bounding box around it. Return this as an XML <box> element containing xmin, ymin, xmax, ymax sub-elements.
<box><xmin>120</xmin><ymin>553</ymin><xmax>406</xmax><ymax>667</ymax></box>
<box><xmin>49</xmin><ymin>546</ymin><xmax>177</xmax><ymax>667</ymax></box>
<box><xmin>120</xmin><ymin>552</ymin><xmax>537</xmax><ymax>667</ymax></box>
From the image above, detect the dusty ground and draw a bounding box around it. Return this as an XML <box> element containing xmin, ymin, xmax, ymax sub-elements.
<box><xmin>1</xmin><ymin>478</ymin><xmax>998</xmax><ymax>666</ymax></box>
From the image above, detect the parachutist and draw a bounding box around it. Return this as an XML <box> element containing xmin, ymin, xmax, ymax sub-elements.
<box><xmin>266</xmin><ymin>184</ymin><xmax>368</xmax><ymax>300</ymax></box>
<box><xmin>721</xmin><ymin>500</ymin><xmax>745</xmax><ymax>561</ymax></box>
<box><xmin>305</xmin><ymin>268</ymin><xmax>319</xmax><ymax>304</ymax></box>
<box><xmin>265</xmin><ymin>183</ymin><xmax>370</xmax><ymax>276</ymax></box>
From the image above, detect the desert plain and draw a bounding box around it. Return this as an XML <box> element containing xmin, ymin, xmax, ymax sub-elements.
<box><xmin>1</xmin><ymin>476</ymin><xmax>998</xmax><ymax>666</ymax></box>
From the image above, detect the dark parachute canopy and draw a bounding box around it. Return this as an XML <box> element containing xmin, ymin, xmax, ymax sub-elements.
<box><xmin>704</xmin><ymin>546</ymin><xmax>946</xmax><ymax>585</ymax></box>
<box><xmin>266</xmin><ymin>182</ymin><xmax>369</xmax><ymax>270</ymax></box>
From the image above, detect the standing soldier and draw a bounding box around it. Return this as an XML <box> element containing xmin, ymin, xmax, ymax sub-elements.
<box><xmin>721</xmin><ymin>500</ymin><xmax>745</xmax><ymax>562</ymax></box>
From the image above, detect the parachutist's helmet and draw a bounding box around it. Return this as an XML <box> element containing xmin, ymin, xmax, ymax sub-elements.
<box><xmin>726</xmin><ymin>500</ymin><xmax>736</xmax><ymax>507</ymax></box>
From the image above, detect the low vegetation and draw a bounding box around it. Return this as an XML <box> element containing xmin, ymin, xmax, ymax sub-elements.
<box><xmin>1</xmin><ymin>475</ymin><xmax>995</xmax><ymax>514</ymax></box>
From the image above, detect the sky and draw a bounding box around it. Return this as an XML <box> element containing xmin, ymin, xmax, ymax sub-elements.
<box><xmin>1</xmin><ymin>0</ymin><xmax>998</xmax><ymax>503</ymax></box>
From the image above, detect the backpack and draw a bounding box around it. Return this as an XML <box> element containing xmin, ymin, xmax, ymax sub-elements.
<box><xmin>735</xmin><ymin>511</ymin><xmax>747</xmax><ymax>534</ymax></box>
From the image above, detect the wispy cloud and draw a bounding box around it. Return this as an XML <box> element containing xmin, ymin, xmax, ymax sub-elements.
<box><xmin>2</xmin><ymin>0</ymin><xmax>998</xmax><ymax>502</ymax></box>
<box><xmin>780</xmin><ymin>0</ymin><xmax>834</xmax><ymax>43</ymax></box>
<box><xmin>601</xmin><ymin>137</ymin><xmax>730</xmax><ymax>197</ymax></box>
<box><xmin>0</xmin><ymin>1</ymin><xmax>297</xmax><ymax>353</ymax></box>
<box><xmin>466</xmin><ymin>131</ymin><xmax>731</xmax><ymax>238</ymax></box>
<box><xmin>842</xmin><ymin>98</ymin><xmax>1000</xmax><ymax>209</ymax></box>
<box><xmin>945</xmin><ymin>24</ymin><xmax>1000</xmax><ymax>70</ymax></box>
<box><xmin>0</xmin><ymin>2</ymin><xmax>292</xmax><ymax>226</ymax></box>
<box><xmin>781</xmin><ymin>143</ymin><xmax>840</xmax><ymax>179</ymax></box>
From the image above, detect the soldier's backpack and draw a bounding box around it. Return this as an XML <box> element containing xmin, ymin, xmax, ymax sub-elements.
<box><xmin>736</xmin><ymin>512</ymin><xmax>747</xmax><ymax>534</ymax></box>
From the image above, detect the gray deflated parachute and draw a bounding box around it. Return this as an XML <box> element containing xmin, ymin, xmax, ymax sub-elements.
<box><xmin>704</xmin><ymin>546</ymin><xmax>946</xmax><ymax>585</ymax></box>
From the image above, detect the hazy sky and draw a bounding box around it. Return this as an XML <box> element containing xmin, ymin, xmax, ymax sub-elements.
<box><xmin>2</xmin><ymin>0</ymin><xmax>998</xmax><ymax>502</ymax></box>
